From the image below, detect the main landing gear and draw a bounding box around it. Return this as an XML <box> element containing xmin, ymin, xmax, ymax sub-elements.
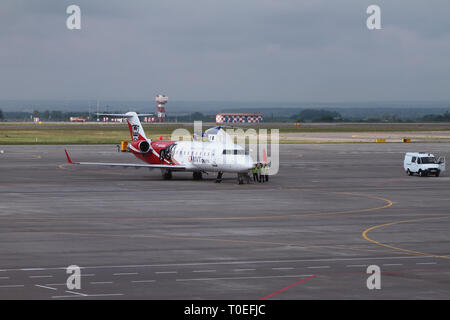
<box><xmin>215</xmin><ymin>172</ymin><xmax>251</xmax><ymax>184</ymax></box>
<box><xmin>193</xmin><ymin>171</ymin><xmax>203</xmax><ymax>180</ymax></box>
<box><xmin>237</xmin><ymin>173</ymin><xmax>251</xmax><ymax>185</ymax></box>
<box><xmin>162</xmin><ymin>170</ymin><xmax>172</xmax><ymax>180</ymax></box>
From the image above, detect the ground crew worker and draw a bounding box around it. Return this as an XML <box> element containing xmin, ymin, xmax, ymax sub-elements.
<box><xmin>252</xmin><ymin>165</ymin><xmax>258</xmax><ymax>182</ymax></box>
<box><xmin>258</xmin><ymin>163</ymin><xmax>263</xmax><ymax>183</ymax></box>
<box><xmin>262</xmin><ymin>163</ymin><xmax>266</xmax><ymax>183</ymax></box>
<box><xmin>261</xmin><ymin>163</ymin><xmax>266</xmax><ymax>183</ymax></box>
<box><xmin>264</xmin><ymin>163</ymin><xmax>269</xmax><ymax>182</ymax></box>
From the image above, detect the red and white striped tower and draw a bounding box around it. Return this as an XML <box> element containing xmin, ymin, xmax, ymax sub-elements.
<box><xmin>155</xmin><ymin>95</ymin><xmax>168</xmax><ymax>122</ymax></box>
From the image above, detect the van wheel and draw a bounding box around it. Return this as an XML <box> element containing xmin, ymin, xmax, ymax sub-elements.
<box><xmin>436</xmin><ymin>171</ymin><xmax>440</xmax><ymax>177</ymax></box>
<box><xmin>419</xmin><ymin>170</ymin><xmax>426</xmax><ymax>177</ymax></box>
<box><xmin>407</xmin><ymin>169</ymin><xmax>413</xmax><ymax>176</ymax></box>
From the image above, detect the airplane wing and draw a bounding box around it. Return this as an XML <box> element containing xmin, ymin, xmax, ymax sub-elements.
<box><xmin>64</xmin><ymin>150</ymin><xmax>186</xmax><ymax>171</ymax></box>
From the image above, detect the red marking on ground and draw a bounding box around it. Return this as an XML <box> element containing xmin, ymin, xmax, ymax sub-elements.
<box><xmin>259</xmin><ymin>268</ymin><xmax>448</xmax><ymax>300</ymax></box>
<box><xmin>259</xmin><ymin>275</ymin><xmax>317</xmax><ymax>300</ymax></box>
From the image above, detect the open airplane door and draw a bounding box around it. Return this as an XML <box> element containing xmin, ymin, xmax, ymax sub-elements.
<box><xmin>439</xmin><ymin>157</ymin><xmax>446</xmax><ymax>172</ymax></box>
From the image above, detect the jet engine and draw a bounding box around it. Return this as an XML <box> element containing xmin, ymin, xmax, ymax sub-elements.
<box><xmin>129</xmin><ymin>140</ymin><xmax>152</xmax><ymax>153</ymax></box>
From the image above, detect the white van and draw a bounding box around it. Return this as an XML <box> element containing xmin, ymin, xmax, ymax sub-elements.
<box><xmin>404</xmin><ymin>152</ymin><xmax>446</xmax><ymax>177</ymax></box>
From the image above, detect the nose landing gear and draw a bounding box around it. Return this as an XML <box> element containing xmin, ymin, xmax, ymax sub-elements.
<box><xmin>215</xmin><ymin>172</ymin><xmax>223</xmax><ymax>183</ymax></box>
<box><xmin>237</xmin><ymin>173</ymin><xmax>251</xmax><ymax>185</ymax></box>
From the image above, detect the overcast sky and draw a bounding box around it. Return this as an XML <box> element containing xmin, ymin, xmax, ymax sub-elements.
<box><xmin>1</xmin><ymin>0</ymin><xmax>449</xmax><ymax>102</ymax></box>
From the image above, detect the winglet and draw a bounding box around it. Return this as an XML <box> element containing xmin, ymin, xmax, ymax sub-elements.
<box><xmin>64</xmin><ymin>149</ymin><xmax>79</xmax><ymax>165</ymax></box>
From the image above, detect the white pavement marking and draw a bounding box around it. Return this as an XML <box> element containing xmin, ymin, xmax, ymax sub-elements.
<box><xmin>65</xmin><ymin>290</ymin><xmax>88</xmax><ymax>297</ymax></box>
<box><xmin>131</xmin><ymin>280</ymin><xmax>155</xmax><ymax>283</ymax></box>
<box><xmin>90</xmin><ymin>281</ymin><xmax>113</xmax><ymax>285</ymax></box>
<box><xmin>0</xmin><ymin>285</ymin><xmax>25</xmax><ymax>288</ymax></box>
<box><xmin>113</xmin><ymin>273</ymin><xmax>138</xmax><ymax>276</ymax></box>
<box><xmin>155</xmin><ymin>271</ymin><xmax>177</xmax><ymax>274</ymax></box>
<box><xmin>307</xmin><ymin>266</ymin><xmax>330</xmax><ymax>269</ymax></box>
<box><xmin>83</xmin><ymin>293</ymin><xmax>124</xmax><ymax>297</ymax></box>
<box><xmin>52</xmin><ymin>293</ymin><xmax>124</xmax><ymax>299</ymax></box>
<box><xmin>35</xmin><ymin>285</ymin><xmax>57</xmax><ymax>291</ymax></box>
<box><xmin>382</xmin><ymin>264</ymin><xmax>403</xmax><ymax>266</ymax></box>
<box><xmin>176</xmin><ymin>274</ymin><xmax>315</xmax><ymax>282</ymax></box>
<box><xmin>29</xmin><ymin>275</ymin><xmax>53</xmax><ymax>279</ymax></box>
<box><xmin>233</xmin><ymin>269</ymin><xmax>256</xmax><ymax>272</ymax></box>
<box><xmin>192</xmin><ymin>270</ymin><xmax>217</xmax><ymax>273</ymax></box>
<box><xmin>416</xmin><ymin>262</ymin><xmax>437</xmax><ymax>265</ymax></box>
<box><xmin>3</xmin><ymin>255</ymin><xmax>447</xmax><ymax>273</ymax></box>
<box><xmin>0</xmin><ymin>277</ymin><xmax>10</xmax><ymax>280</ymax></box>
<box><xmin>346</xmin><ymin>264</ymin><xmax>368</xmax><ymax>268</ymax></box>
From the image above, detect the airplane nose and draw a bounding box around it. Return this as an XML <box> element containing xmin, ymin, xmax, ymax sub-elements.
<box><xmin>245</xmin><ymin>156</ymin><xmax>254</xmax><ymax>170</ymax></box>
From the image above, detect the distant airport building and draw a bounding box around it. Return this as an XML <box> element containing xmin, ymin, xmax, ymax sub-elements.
<box><xmin>101</xmin><ymin>115</ymin><xmax>156</xmax><ymax>123</ymax></box>
<box><xmin>102</xmin><ymin>117</ymin><xmax>124</xmax><ymax>123</ymax></box>
<box><xmin>143</xmin><ymin>116</ymin><xmax>157</xmax><ymax>123</ymax></box>
<box><xmin>70</xmin><ymin>117</ymin><xmax>87</xmax><ymax>123</ymax></box>
<box><xmin>216</xmin><ymin>113</ymin><xmax>263</xmax><ymax>124</ymax></box>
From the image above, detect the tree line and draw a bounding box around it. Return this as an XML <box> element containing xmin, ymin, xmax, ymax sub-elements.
<box><xmin>291</xmin><ymin>109</ymin><xmax>450</xmax><ymax>123</ymax></box>
<box><xmin>1</xmin><ymin>109</ymin><xmax>450</xmax><ymax>123</ymax></box>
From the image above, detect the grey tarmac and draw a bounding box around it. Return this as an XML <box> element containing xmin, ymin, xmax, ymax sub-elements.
<box><xmin>0</xmin><ymin>143</ymin><xmax>449</xmax><ymax>299</ymax></box>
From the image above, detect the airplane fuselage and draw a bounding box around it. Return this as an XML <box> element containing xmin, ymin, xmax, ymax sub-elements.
<box><xmin>131</xmin><ymin>140</ymin><xmax>254</xmax><ymax>173</ymax></box>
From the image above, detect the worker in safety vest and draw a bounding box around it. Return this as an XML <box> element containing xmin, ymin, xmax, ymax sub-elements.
<box><xmin>252</xmin><ymin>165</ymin><xmax>258</xmax><ymax>182</ymax></box>
<box><xmin>258</xmin><ymin>163</ymin><xmax>263</xmax><ymax>183</ymax></box>
<box><xmin>264</xmin><ymin>164</ymin><xmax>269</xmax><ymax>182</ymax></box>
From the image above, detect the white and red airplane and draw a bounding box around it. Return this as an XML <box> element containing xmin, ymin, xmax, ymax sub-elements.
<box><xmin>64</xmin><ymin>112</ymin><xmax>255</xmax><ymax>183</ymax></box>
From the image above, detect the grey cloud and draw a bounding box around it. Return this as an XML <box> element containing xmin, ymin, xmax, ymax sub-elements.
<box><xmin>0</xmin><ymin>0</ymin><xmax>449</xmax><ymax>102</ymax></box>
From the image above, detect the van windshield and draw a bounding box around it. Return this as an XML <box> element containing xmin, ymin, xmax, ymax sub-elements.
<box><xmin>420</xmin><ymin>157</ymin><xmax>436</xmax><ymax>164</ymax></box>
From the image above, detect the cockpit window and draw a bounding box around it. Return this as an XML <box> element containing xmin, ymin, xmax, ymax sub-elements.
<box><xmin>222</xmin><ymin>149</ymin><xmax>245</xmax><ymax>155</ymax></box>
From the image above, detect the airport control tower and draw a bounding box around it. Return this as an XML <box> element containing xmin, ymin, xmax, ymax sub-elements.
<box><xmin>155</xmin><ymin>94</ymin><xmax>168</xmax><ymax>122</ymax></box>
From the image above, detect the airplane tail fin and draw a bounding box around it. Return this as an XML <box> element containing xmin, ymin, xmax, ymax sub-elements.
<box><xmin>98</xmin><ymin>112</ymin><xmax>152</xmax><ymax>141</ymax></box>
